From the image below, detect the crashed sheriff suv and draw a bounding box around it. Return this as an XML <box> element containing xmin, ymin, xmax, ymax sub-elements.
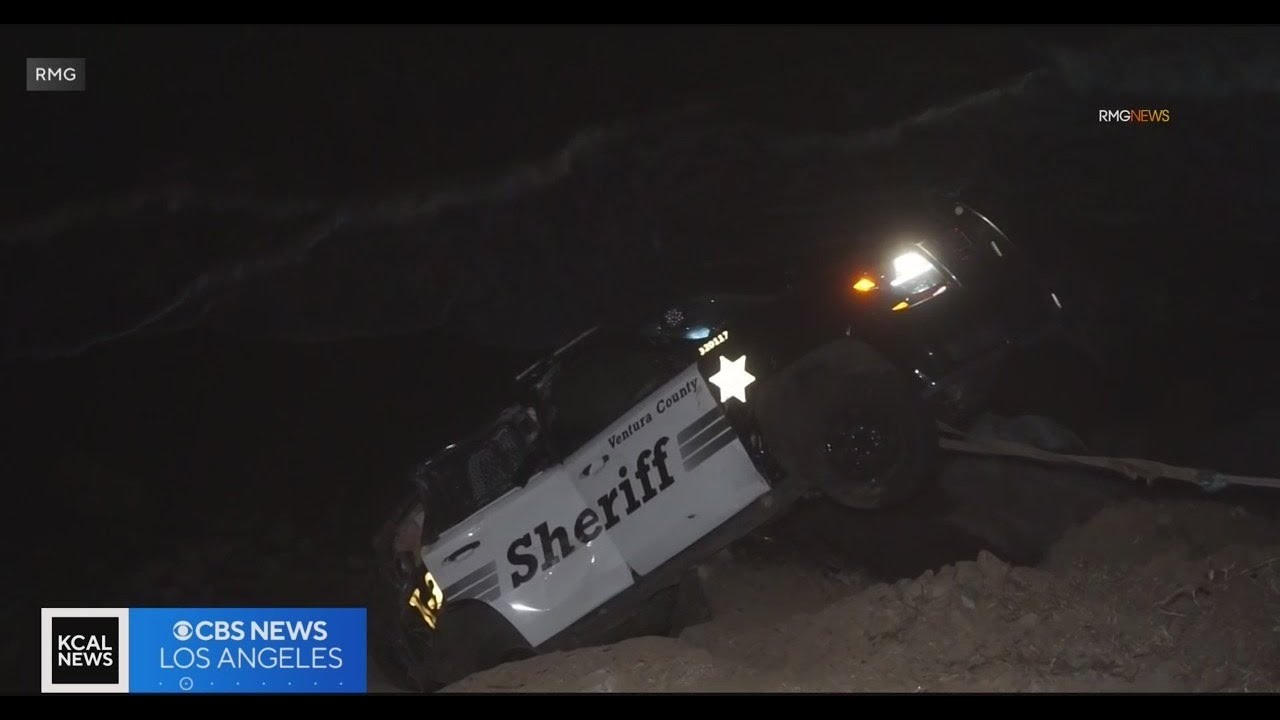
<box><xmin>371</xmin><ymin>199</ymin><xmax>1067</xmax><ymax>690</ymax></box>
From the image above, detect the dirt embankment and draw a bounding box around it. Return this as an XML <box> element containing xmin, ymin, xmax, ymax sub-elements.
<box><xmin>446</xmin><ymin>499</ymin><xmax>1280</xmax><ymax>693</ymax></box>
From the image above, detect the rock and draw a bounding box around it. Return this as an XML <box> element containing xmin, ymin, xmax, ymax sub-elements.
<box><xmin>968</xmin><ymin>413</ymin><xmax>1087</xmax><ymax>453</ymax></box>
<box><xmin>954</xmin><ymin>560</ymin><xmax>981</xmax><ymax>588</ymax></box>
<box><xmin>866</xmin><ymin>602</ymin><xmax>909</xmax><ymax>639</ymax></box>
<box><xmin>929</xmin><ymin>566</ymin><xmax>957</xmax><ymax>599</ymax></box>
<box><xmin>863</xmin><ymin>583</ymin><xmax>895</xmax><ymax>603</ymax></box>
<box><xmin>942</xmin><ymin>634</ymin><xmax>978</xmax><ymax>664</ymax></box>
<box><xmin>1015</xmin><ymin>612</ymin><xmax>1040</xmax><ymax>630</ymax></box>
<box><xmin>902</xmin><ymin>580</ymin><xmax>927</xmax><ymax>603</ymax></box>
<box><xmin>976</xmin><ymin>550</ymin><xmax>1009</xmax><ymax>582</ymax></box>
<box><xmin>1060</xmin><ymin>644</ymin><xmax>1101</xmax><ymax>671</ymax></box>
<box><xmin>948</xmin><ymin>608</ymin><xmax>976</xmax><ymax>633</ymax></box>
<box><xmin>1010</xmin><ymin>567</ymin><xmax>1053</xmax><ymax>593</ymax></box>
<box><xmin>960</xmin><ymin>594</ymin><xmax>976</xmax><ymax>610</ymax></box>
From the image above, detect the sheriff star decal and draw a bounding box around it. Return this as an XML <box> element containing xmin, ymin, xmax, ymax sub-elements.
<box><xmin>709</xmin><ymin>354</ymin><xmax>755</xmax><ymax>403</ymax></box>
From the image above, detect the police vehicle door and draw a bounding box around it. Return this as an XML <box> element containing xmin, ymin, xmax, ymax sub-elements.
<box><xmin>421</xmin><ymin>436</ymin><xmax>635</xmax><ymax>650</ymax></box>
<box><xmin>554</xmin><ymin>337</ymin><xmax>770</xmax><ymax>577</ymax></box>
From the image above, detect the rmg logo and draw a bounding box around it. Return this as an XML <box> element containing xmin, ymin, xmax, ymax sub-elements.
<box><xmin>1098</xmin><ymin>109</ymin><xmax>1171</xmax><ymax>123</ymax></box>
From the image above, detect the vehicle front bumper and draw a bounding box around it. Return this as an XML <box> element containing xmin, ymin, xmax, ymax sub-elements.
<box><xmin>850</xmin><ymin>249</ymin><xmax>1064</xmax><ymax>405</ymax></box>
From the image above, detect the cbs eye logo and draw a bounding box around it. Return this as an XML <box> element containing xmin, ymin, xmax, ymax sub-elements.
<box><xmin>173</xmin><ymin>621</ymin><xmax>195</xmax><ymax>641</ymax></box>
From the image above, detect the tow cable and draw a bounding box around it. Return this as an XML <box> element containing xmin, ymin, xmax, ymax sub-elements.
<box><xmin>935</xmin><ymin>422</ymin><xmax>1280</xmax><ymax>494</ymax></box>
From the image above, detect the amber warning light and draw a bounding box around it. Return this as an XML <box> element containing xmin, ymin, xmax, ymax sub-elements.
<box><xmin>852</xmin><ymin>276</ymin><xmax>878</xmax><ymax>293</ymax></box>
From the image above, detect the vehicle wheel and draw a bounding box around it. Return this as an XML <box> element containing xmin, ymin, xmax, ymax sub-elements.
<box><xmin>806</xmin><ymin>370</ymin><xmax>938</xmax><ymax>510</ymax></box>
<box><xmin>367</xmin><ymin>555</ymin><xmax>437</xmax><ymax>692</ymax></box>
<box><xmin>429</xmin><ymin>601</ymin><xmax>535</xmax><ymax>687</ymax></box>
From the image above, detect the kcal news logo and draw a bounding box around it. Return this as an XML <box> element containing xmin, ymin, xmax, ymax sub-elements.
<box><xmin>42</xmin><ymin>608</ymin><xmax>129</xmax><ymax>693</ymax></box>
<box><xmin>42</xmin><ymin>608</ymin><xmax>366</xmax><ymax>693</ymax></box>
<box><xmin>1098</xmin><ymin>109</ymin><xmax>1171</xmax><ymax>123</ymax></box>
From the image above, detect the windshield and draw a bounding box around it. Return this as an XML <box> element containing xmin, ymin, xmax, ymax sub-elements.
<box><xmin>414</xmin><ymin>404</ymin><xmax>543</xmax><ymax>540</ymax></box>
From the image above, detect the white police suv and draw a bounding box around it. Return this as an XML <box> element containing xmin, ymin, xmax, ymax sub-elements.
<box><xmin>370</xmin><ymin>200</ymin><xmax>1066</xmax><ymax>690</ymax></box>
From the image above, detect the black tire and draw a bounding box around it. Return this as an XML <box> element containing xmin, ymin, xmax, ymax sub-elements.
<box><xmin>763</xmin><ymin>359</ymin><xmax>938</xmax><ymax>510</ymax></box>
<box><xmin>813</xmin><ymin>370</ymin><xmax>939</xmax><ymax>509</ymax></box>
<box><xmin>368</xmin><ymin>579</ymin><xmax>434</xmax><ymax>692</ymax></box>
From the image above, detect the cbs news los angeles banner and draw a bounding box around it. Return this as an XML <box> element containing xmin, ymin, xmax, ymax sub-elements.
<box><xmin>41</xmin><ymin>608</ymin><xmax>367</xmax><ymax>694</ymax></box>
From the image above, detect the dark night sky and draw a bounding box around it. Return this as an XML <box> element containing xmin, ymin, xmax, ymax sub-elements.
<box><xmin>5</xmin><ymin>26</ymin><xmax>1114</xmax><ymax>215</ymax></box>
<box><xmin>6</xmin><ymin>25</ymin><xmax>1279</xmax><ymax>369</ymax></box>
<box><xmin>3</xmin><ymin>25</ymin><xmax>1158</xmax><ymax>358</ymax></box>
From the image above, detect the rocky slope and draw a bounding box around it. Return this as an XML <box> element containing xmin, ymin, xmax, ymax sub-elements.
<box><xmin>445</xmin><ymin>499</ymin><xmax>1280</xmax><ymax>693</ymax></box>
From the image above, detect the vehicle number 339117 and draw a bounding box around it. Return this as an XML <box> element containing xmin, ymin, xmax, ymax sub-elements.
<box><xmin>698</xmin><ymin>331</ymin><xmax>729</xmax><ymax>356</ymax></box>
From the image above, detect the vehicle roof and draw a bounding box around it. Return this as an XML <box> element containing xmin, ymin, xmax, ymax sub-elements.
<box><xmin>512</xmin><ymin>192</ymin><xmax>969</xmax><ymax>390</ymax></box>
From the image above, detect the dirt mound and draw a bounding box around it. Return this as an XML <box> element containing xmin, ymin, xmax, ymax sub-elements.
<box><xmin>446</xmin><ymin>499</ymin><xmax>1280</xmax><ymax>693</ymax></box>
